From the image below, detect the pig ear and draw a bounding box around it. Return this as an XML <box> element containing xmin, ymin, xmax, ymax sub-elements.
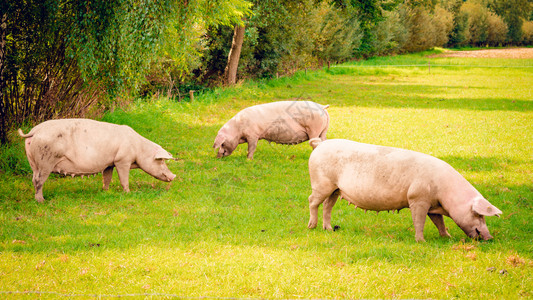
<box><xmin>473</xmin><ymin>197</ymin><xmax>503</xmax><ymax>217</ymax></box>
<box><xmin>154</xmin><ymin>147</ymin><xmax>174</xmax><ymax>160</ymax></box>
<box><xmin>213</xmin><ymin>135</ymin><xmax>225</xmax><ymax>149</ymax></box>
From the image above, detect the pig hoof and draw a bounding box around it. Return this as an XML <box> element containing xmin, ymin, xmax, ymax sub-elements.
<box><xmin>415</xmin><ymin>237</ymin><xmax>426</xmax><ymax>243</ymax></box>
<box><xmin>308</xmin><ymin>221</ymin><xmax>317</xmax><ymax>229</ymax></box>
<box><xmin>333</xmin><ymin>225</ymin><xmax>340</xmax><ymax>231</ymax></box>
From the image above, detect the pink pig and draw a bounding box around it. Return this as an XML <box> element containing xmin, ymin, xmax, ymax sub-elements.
<box><xmin>307</xmin><ymin>138</ymin><xmax>502</xmax><ymax>242</ymax></box>
<box><xmin>213</xmin><ymin>101</ymin><xmax>329</xmax><ymax>159</ymax></box>
<box><xmin>19</xmin><ymin>119</ymin><xmax>176</xmax><ymax>202</ymax></box>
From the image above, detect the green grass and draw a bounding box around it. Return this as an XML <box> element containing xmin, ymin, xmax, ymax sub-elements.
<box><xmin>1</xmin><ymin>49</ymin><xmax>532</xmax><ymax>298</ymax></box>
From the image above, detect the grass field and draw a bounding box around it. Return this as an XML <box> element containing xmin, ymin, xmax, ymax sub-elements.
<box><xmin>0</xmin><ymin>49</ymin><xmax>532</xmax><ymax>298</ymax></box>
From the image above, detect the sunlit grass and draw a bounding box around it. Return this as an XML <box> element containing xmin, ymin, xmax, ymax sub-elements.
<box><xmin>1</xmin><ymin>49</ymin><xmax>532</xmax><ymax>298</ymax></box>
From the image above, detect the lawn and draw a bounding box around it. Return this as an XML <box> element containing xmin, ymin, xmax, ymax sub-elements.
<box><xmin>0</xmin><ymin>49</ymin><xmax>532</xmax><ymax>298</ymax></box>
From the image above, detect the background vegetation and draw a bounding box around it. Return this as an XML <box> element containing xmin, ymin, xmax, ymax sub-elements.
<box><xmin>0</xmin><ymin>50</ymin><xmax>532</xmax><ymax>298</ymax></box>
<box><xmin>1</xmin><ymin>0</ymin><xmax>532</xmax><ymax>143</ymax></box>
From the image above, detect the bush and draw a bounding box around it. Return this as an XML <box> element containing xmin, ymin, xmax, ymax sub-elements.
<box><xmin>365</xmin><ymin>10</ymin><xmax>405</xmax><ymax>56</ymax></box>
<box><xmin>400</xmin><ymin>5</ymin><xmax>437</xmax><ymax>53</ymax></box>
<box><xmin>0</xmin><ymin>142</ymin><xmax>31</xmax><ymax>176</ymax></box>
<box><xmin>521</xmin><ymin>21</ymin><xmax>533</xmax><ymax>45</ymax></box>
<box><xmin>448</xmin><ymin>10</ymin><xmax>471</xmax><ymax>47</ymax></box>
<box><xmin>461</xmin><ymin>1</ymin><xmax>489</xmax><ymax>46</ymax></box>
<box><xmin>432</xmin><ymin>5</ymin><xmax>455</xmax><ymax>47</ymax></box>
<box><xmin>313</xmin><ymin>2</ymin><xmax>361</xmax><ymax>63</ymax></box>
<box><xmin>486</xmin><ymin>12</ymin><xmax>508</xmax><ymax>46</ymax></box>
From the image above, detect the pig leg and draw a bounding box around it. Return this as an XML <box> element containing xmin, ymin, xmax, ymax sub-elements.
<box><xmin>428</xmin><ymin>213</ymin><xmax>451</xmax><ymax>238</ymax></box>
<box><xmin>308</xmin><ymin>185</ymin><xmax>337</xmax><ymax>229</ymax></box>
<box><xmin>102</xmin><ymin>166</ymin><xmax>114</xmax><ymax>190</ymax></box>
<box><xmin>32</xmin><ymin>169</ymin><xmax>51</xmax><ymax>202</ymax></box>
<box><xmin>408</xmin><ymin>200</ymin><xmax>431</xmax><ymax>242</ymax></box>
<box><xmin>319</xmin><ymin>128</ymin><xmax>328</xmax><ymax>141</ymax></box>
<box><xmin>115</xmin><ymin>163</ymin><xmax>131</xmax><ymax>192</ymax></box>
<box><xmin>246</xmin><ymin>138</ymin><xmax>258</xmax><ymax>160</ymax></box>
<box><xmin>322</xmin><ymin>190</ymin><xmax>340</xmax><ymax>230</ymax></box>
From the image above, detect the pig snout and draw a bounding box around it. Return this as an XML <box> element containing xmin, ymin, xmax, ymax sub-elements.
<box><xmin>162</xmin><ymin>172</ymin><xmax>176</xmax><ymax>182</ymax></box>
<box><xmin>216</xmin><ymin>147</ymin><xmax>232</xmax><ymax>158</ymax></box>
<box><xmin>461</xmin><ymin>219</ymin><xmax>494</xmax><ymax>241</ymax></box>
<box><xmin>469</xmin><ymin>226</ymin><xmax>493</xmax><ymax>241</ymax></box>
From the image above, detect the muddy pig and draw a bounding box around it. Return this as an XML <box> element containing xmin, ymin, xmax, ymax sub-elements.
<box><xmin>213</xmin><ymin>101</ymin><xmax>329</xmax><ymax>159</ymax></box>
<box><xmin>18</xmin><ymin>119</ymin><xmax>176</xmax><ymax>202</ymax></box>
<box><xmin>307</xmin><ymin>138</ymin><xmax>502</xmax><ymax>242</ymax></box>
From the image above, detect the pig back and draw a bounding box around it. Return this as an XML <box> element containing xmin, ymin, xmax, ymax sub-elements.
<box><xmin>310</xmin><ymin>139</ymin><xmax>451</xmax><ymax>211</ymax></box>
<box><xmin>30</xmin><ymin>119</ymin><xmax>140</xmax><ymax>173</ymax></box>
<box><xmin>244</xmin><ymin>101</ymin><xmax>328</xmax><ymax>144</ymax></box>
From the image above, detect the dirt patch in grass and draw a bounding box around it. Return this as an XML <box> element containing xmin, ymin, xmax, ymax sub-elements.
<box><xmin>429</xmin><ymin>48</ymin><xmax>533</xmax><ymax>59</ymax></box>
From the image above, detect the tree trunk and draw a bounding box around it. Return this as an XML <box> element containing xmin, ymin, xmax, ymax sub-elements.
<box><xmin>224</xmin><ymin>24</ymin><xmax>245</xmax><ymax>85</ymax></box>
<box><xmin>0</xmin><ymin>13</ymin><xmax>7</xmax><ymax>144</ymax></box>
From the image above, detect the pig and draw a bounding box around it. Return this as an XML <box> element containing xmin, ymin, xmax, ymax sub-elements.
<box><xmin>307</xmin><ymin>138</ymin><xmax>502</xmax><ymax>242</ymax></box>
<box><xmin>18</xmin><ymin>118</ymin><xmax>176</xmax><ymax>202</ymax></box>
<box><xmin>213</xmin><ymin>101</ymin><xmax>329</xmax><ymax>159</ymax></box>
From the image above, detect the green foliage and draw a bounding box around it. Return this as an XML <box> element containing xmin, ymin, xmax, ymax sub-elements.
<box><xmin>158</xmin><ymin>0</ymin><xmax>252</xmax><ymax>79</ymax></box>
<box><xmin>2</xmin><ymin>0</ymin><xmax>532</xmax><ymax>146</ymax></box>
<box><xmin>522</xmin><ymin>20</ymin><xmax>533</xmax><ymax>44</ymax></box>
<box><xmin>0</xmin><ymin>0</ymin><xmax>253</xmax><ymax>142</ymax></box>
<box><xmin>490</xmin><ymin>0</ymin><xmax>532</xmax><ymax>43</ymax></box>
<box><xmin>449</xmin><ymin>9</ymin><xmax>471</xmax><ymax>47</ymax></box>
<box><xmin>0</xmin><ymin>143</ymin><xmax>31</xmax><ymax>176</ymax></box>
<box><xmin>462</xmin><ymin>1</ymin><xmax>490</xmax><ymax>45</ymax></box>
<box><xmin>0</xmin><ymin>53</ymin><xmax>531</xmax><ymax>298</ymax></box>
<box><xmin>486</xmin><ymin>10</ymin><xmax>508</xmax><ymax>46</ymax></box>
<box><xmin>0</xmin><ymin>0</ymin><xmax>111</xmax><ymax>144</ymax></box>
<box><xmin>67</xmin><ymin>0</ymin><xmax>173</xmax><ymax>91</ymax></box>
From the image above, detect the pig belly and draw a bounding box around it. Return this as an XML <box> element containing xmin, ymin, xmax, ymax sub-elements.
<box><xmin>337</xmin><ymin>176</ymin><xmax>410</xmax><ymax>211</ymax></box>
<box><xmin>261</xmin><ymin>121</ymin><xmax>308</xmax><ymax>144</ymax></box>
<box><xmin>53</xmin><ymin>158</ymin><xmax>110</xmax><ymax>175</ymax></box>
<box><xmin>52</xmin><ymin>145</ymin><xmax>116</xmax><ymax>175</ymax></box>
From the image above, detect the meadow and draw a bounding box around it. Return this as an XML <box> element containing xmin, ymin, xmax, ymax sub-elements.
<box><xmin>0</xmin><ymin>49</ymin><xmax>532</xmax><ymax>298</ymax></box>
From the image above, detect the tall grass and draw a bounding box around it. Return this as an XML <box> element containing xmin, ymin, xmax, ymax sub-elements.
<box><xmin>0</xmin><ymin>50</ymin><xmax>531</xmax><ymax>298</ymax></box>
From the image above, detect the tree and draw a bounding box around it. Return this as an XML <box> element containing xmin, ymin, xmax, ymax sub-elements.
<box><xmin>224</xmin><ymin>23</ymin><xmax>246</xmax><ymax>85</ymax></box>
<box><xmin>0</xmin><ymin>0</ymin><xmax>251</xmax><ymax>143</ymax></box>
<box><xmin>462</xmin><ymin>1</ymin><xmax>490</xmax><ymax>46</ymax></box>
<box><xmin>0</xmin><ymin>0</ymin><xmax>178</xmax><ymax>143</ymax></box>
<box><xmin>490</xmin><ymin>0</ymin><xmax>532</xmax><ymax>43</ymax></box>
<box><xmin>486</xmin><ymin>11</ymin><xmax>508</xmax><ymax>45</ymax></box>
<box><xmin>0</xmin><ymin>12</ymin><xmax>6</xmax><ymax>144</ymax></box>
<box><xmin>344</xmin><ymin>0</ymin><xmax>399</xmax><ymax>57</ymax></box>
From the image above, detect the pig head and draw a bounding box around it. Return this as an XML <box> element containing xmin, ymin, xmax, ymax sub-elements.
<box><xmin>213</xmin><ymin>101</ymin><xmax>329</xmax><ymax>159</ymax></box>
<box><xmin>19</xmin><ymin>119</ymin><xmax>176</xmax><ymax>202</ymax></box>
<box><xmin>307</xmin><ymin>138</ymin><xmax>502</xmax><ymax>242</ymax></box>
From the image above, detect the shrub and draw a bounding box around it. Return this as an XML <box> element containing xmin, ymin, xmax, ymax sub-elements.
<box><xmin>521</xmin><ymin>20</ymin><xmax>533</xmax><ymax>45</ymax></box>
<box><xmin>401</xmin><ymin>5</ymin><xmax>436</xmax><ymax>53</ymax></box>
<box><xmin>313</xmin><ymin>2</ymin><xmax>361</xmax><ymax>63</ymax></box>
<box><xmin>0</xmin><ymin>142</ymin><xmax>31</xmax><ymax>175</ymax></box>
<box><xmin>432</xmin><ymin>5</ymin><xmax>455</xmax><ymax>47</ymax></box>
<box><xmin>461</xmin><ymin>1</ymin><xmax>489</xmax><ymax>46</ymax></box>
<box><xmin>486</xmin><ymin>12</ymin><xmax>508</xmax><ymax>46</ymax></box>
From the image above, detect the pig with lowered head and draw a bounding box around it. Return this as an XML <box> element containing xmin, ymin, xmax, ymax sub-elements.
<box><xmin>307</xmin><ymin>138</ymin><xmax>502</xmax><ymax>242</ymax></box>
<box><xmin>18</xmin><ymin>119</ymin><xmax>176</xmax><ymax>202</ymax></box>
<box><xmin>213</xmin><ymin>101</ymin><xmax>329</xmax><ymax>159</ymax></box>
